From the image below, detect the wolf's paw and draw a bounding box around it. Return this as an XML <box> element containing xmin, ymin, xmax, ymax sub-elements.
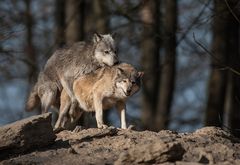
<box><xmin>73</xmin><ymin>125</ymin><xmax>85</xmax><ymax>133</ymax></box>
<box><xmin>98</xmin><ymin>124</ymin><xmax>108</xmax><ymax>129</ymax></box>
<box><xmin>127</xmin><ymin>125</ymin><xmax>135</xmax><ymax>130</ymax></box>
<box><xmin>108</xmin><ymin>126</ymin><xmax>116</xmax><ymax>129</ymax></box>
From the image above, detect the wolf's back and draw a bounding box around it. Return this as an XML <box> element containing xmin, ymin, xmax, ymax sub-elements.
<box><xmin>26</xmin><ymin>83</ymin><xmax>40</xmax><ymax>111</ymax></box>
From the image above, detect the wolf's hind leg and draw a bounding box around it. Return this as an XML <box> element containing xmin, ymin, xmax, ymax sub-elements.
<box><xmin>70</xmin><ymin>109</ymin><xmax>84</xmax><ymax>131</ymax></box>
<box><xmin>41</xmin><ymin>90</ymin><xmax>56</xmax><ymax>114</ymax></box>
<box><xmin>60</xmin><ymin>78</ymin><xmax>78</xmax><ymax>115</ymax></box>
<box><xmin>74</xmin><ymin>109</ymin><xmax>83</xmax><ymax>123</ymax></box>
<box><xmin>69</xmin><ymin>101</ymin><xmax>78</xmax><ymax>122</ymax></box>
<box><xmin>55</xmin><ymin>98</ymin><xmax>71</xmax><ymax>129</ymax></box>
<box><xmin>60</xmin><ymin>78</ymin><xmax>76</xmax><ymax>101</ymax></box>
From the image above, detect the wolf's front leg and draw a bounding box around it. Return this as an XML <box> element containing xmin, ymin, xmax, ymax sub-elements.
<box><xmin>116</xmin><ymin>101</ymin><xmax>127</xmax><ymax>129</ymax></box>
<box><xmin>93</xmin><ymin>94</ymin><xmax>108</xmax><ymax>129</ymax></box>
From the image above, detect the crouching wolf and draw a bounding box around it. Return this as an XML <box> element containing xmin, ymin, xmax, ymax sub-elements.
<box><xmin>26</xmin><ymin>33</ymin><xmax>118</xmax><ymax>113</ymax></box>
<box><xmin>55</xmin><ymin>63</ymin><xmax>143</xmax><ymax>130</ymax></box>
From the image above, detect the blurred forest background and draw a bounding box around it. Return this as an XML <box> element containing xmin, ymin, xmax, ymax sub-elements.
<box><xmin>0</xmin><ymin>0</ymin><xmax>240</xmax><ymax>136</ymax></box>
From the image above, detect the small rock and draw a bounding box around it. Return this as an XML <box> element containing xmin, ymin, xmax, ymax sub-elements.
<box><xmin>114</xmin><ymin>141</ymin><xmax>185</xmax><ymax>164</ymax></box>
<box><xmin>67</xmin><ymin>147</ymin><xmax>77</xmax><ymax>154</ymax></box>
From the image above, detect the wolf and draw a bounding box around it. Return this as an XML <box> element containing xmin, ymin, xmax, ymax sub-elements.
<box><xmin>54</xmin><ymin>63</ymin><xmax>143</xmax><ymax>130</ymax></box>
<box><xmin>26</xmin><ymin>33</ymin><xmax>118</xmax><ymax>113</ymax></box>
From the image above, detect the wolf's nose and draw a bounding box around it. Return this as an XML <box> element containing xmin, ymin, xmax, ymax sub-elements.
<box><xmin>114</xmin><ymin>60</ymin><xmax>119</xmax><ymax>65</ymax></box>
<box><xmin>127</xmin><ymin>89</ymin><xmax>131</xmax><ymax>95</ymax></box>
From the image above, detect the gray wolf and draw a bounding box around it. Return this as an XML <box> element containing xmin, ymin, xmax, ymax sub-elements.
<box><xmin>54</xmin><ymin>63</ymin><xmax>143</xmax><ymax>130</ymax></box>
<box><xmin>26</xmin><ymin>33</ymin><xmax>118</xmax><ymax>113</ymax></box>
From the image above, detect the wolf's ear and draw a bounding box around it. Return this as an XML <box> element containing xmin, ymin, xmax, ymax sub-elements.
<box><xmin>93</xmin><ymin>33</ymin><xmax>103</xmax><ymax>43</ymax></box>
<box><xmin>137</xmin><ymin>71</ymin><xmax>144</xmax><ymax>78</ymax></box>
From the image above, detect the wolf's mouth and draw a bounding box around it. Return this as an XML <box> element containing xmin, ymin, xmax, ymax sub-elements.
<box><xmin>121</xmin><ymin>88</ymin><xmax>130</xmax><ymax>97</ymax></box>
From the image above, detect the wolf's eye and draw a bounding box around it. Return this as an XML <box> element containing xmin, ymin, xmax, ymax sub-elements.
<box><xmin>123</xmin><ymin>80</ymin><xmax>127</xmax><ymax>83</ymax></box>
<box><xmin>104</xmin><ymin>50</ymin><xmax>109</xmax><ymax>54</ymax></box>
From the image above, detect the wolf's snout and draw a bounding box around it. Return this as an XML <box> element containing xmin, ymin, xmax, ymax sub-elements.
<box><xmin>126</xmin><ymin>89</ymin><xmax>131</xmax><ymax>96</ymax></box>
<box><xmin>114</xmin><ymin>58</ymin><xmax>119</xmax><ymax>65</ymax></box>
<box><xmin>131</xmin><ymin>80</ymin><xmax>136</xmax><ymax>85</ymax></box>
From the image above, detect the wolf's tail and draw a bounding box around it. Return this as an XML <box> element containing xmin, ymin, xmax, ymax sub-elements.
<box><xmin>26</xmin><ymin>83</ymin><xmax>40</xmax><ymax>111</ymax></box>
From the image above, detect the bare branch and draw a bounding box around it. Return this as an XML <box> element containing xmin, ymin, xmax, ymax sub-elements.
<box><xmin>224</xmin><ymin>0</ymin><xmax>240</xmax><ymax>23</ymax></box>
<box><xmin>193</xmin><ymin>32</ymin><xmax>240</xmax><ymax>76</ymax></box>
<box><xmin>177</xmin><ymin>0</ymin><xmax>211</xmax><ymax>46</ymax></box>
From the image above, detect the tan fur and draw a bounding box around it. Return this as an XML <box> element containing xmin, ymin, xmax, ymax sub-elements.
<box><xmin>55</xmin><ymin>63</ymin><xmax>143</xmax><ymax>130</ymax></box>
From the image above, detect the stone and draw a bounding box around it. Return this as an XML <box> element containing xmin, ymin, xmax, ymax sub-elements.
<box><xmin>114</xmin><ymin>141</ymin><xmax>185</xmax><ymax>164</ymax></box>
<box><xmin>0</xmin><ymin>113</ymin><xmax>56</xmax><ymax>159</ymax></box>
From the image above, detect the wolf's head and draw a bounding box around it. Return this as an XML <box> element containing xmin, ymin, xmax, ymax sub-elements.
<box><xmin>93</xmin><ymin>33</ymin><xmax>118</xmax><ymax>66</ymax></box>
<box><xmin>115</xmin><ymin>63</ymin><xmax>143</xmax><ymax>98</ymax></box>
<box><xmin>115</xmin><ymin>78</ymin><xmax>134</xmax><ymax>98</ymax></box>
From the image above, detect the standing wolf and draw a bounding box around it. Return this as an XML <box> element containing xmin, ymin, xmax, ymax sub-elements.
<box><xmin>26</xmin><ymin>33</ymin><xmax>118</xmax><ymax>113</ymax></box>
<box><xmin>55</xmin><ymin>63</ymin><xmax>143</xmax><ymax>130</ymax></box>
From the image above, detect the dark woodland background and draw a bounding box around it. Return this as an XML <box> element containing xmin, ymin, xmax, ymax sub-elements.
<box><xmin>1</xmin><ymin>0</ymin><xmax>240</xmax><ymax>137</ymax></box>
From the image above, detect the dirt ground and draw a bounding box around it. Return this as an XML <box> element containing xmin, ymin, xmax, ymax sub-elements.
<box><xmin>1</xmin><ymin>114</ymin><xmax>240</xmax><ymax>165</ymax></box>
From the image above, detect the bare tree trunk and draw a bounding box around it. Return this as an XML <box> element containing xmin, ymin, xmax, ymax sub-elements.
<box><xmin>225</xmin><ymin>0</ymin><xmax>240</xmax><ymax>137</ymax></box>
<box><xmin>84</xmin><ymin>0</ymin><xmax>108</xmax><ymax>35</ymax></box>
<box><xmin>92</xmin><ymin>0</ymin><xmax>108</xmax><ymax>33</ymax></box>
<box><xmin>65</xmin><ymin>0</ymin><xmax>85</xmax><ymax>44</ymax></box>
<box><xmin>226</xmin><ymin>72</ymin><xmax>240</xmax><ymax>137</ymax></box>
<box><xmin>155</xmin><ymin>0</ymin><xmax>177</xmax><ymax>131</ymax></box>
<box><xmin>140</xmin><ymin>0</ymin><xmax>160</xmax><ymax>130</ymax></box>
<box><xmin>55</xmin><ymin>0</ymin><xmax>65</xmax><ymax>47</ymax></box>
<box><xmin>24</xmin><ymin>0</ymin><xmax>37</xmax><ymax>84</ymax></box>
<box><xmin>24</xmin><ymin>0</ymin><xmax>39</xmax><ymax>115</ymax></box>
<box><xmin>205</xmin><ymin>0</ymin><xmax>228</xmax><ymax>126</ymax></box>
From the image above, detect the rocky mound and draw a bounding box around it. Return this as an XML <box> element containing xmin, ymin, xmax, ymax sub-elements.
<box><xmin>0</xmin><ymin>113</ymin><xmax>240</xmax><ymax>165</ymax></box>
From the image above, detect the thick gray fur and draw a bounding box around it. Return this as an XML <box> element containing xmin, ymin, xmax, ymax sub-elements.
<box><xmin>26</xmin><ymin>33</ymin><xmax>118</xmax><ymax>113</ymax></box>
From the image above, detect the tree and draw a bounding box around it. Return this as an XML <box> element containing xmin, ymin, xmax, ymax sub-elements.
<box><xmin>24</xmin><ymin>0</ymin><xmax>37</xmax><ymax>84</ymax></box>
<box><xmin>155</xmin><ymin>0</ymin><xmax>177</xmax><ymax>130</ymax></box>
<box><xmin>55</xmin><ymin>0</ymin><xmax>65</xmax><ymax>47</ymax></box>
<box><xmin>140</xmin><ymin>0</ymin><xmax>161</xmax><ymax>130</ymax></box>
<box><xmin>205</xmin><ymin>0</ymin><xmax>228</xmax><ymax>127</ymax></box>
<box><xmin>92</xmin><ymin>0</ymin><xmax>108</xmax><ymax>33</ymax></box>
<box><xmin>224</xmin><ymin>0</ymin><xmax>240</xmax><ymax>137</ymax></box>
<box><xmin>65</xmin><ymin>0</ymin><xmax>85</xmax><ymax>44</ymax></box>
<box><xmin>205</xmin><ymin>0</ymin><xmax>240</xmax><ymax>137</ymax></box>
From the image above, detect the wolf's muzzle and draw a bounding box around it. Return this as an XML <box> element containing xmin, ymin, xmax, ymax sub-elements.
<box><xmin>114</xmin><ymin>60</ymin><xmax>119</xmax><ymax>65</ymax></box>
<box><xmin>126</xmin><ymin>89</ymin><xmax>131</xmax><ymax>96</ymax></box>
